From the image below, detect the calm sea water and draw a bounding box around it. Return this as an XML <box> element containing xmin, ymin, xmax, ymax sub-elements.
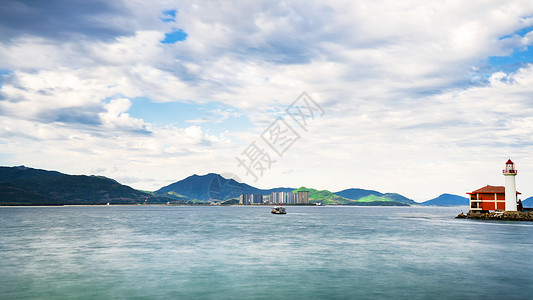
<box><xmin>1</xmin><ymin>206</ymin><xmax>532</xmax><ymax>299</ymax></box>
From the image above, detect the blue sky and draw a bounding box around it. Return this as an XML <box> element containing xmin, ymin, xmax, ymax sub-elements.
<box><xmin>161</xmin><ymin>29</ymin><xmax>187</xmax><ymax>44</ymax></box>
<box><xmin>488</xmin><ymin>46</ymin><xmax>533</xmax><ymax>71</ymax></box>
<box><xmin>128</xmin><ymin>98</ymin><xmax>252</xmax><ymax>135</ymax></box>
<box><xmin>1</xmin><ymin>1</ymin><xmax>533</xmax><ymax>201</ymax></box>
<box><xmin>484</xmin><ymin>25</ymin><xmax>533</xmax><ymax>73</ymax></box>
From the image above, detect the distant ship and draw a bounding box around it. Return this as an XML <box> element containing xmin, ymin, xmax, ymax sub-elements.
<box><xmin>271</xmin><ymin>206</ymin><xmax>286</xmax><ymax>214</ymax></box>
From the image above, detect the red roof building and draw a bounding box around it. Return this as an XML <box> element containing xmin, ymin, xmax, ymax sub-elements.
<box><xmin>467</xmin><ymin>185</ymin><xmax>521</xmax><ymax>211</ymax></box>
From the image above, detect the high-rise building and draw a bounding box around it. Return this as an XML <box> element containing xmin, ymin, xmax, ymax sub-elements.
<box><xmin>285</xmin><ymin>191</ymin><xmax>296</xmax><ymax>204</ymax></box>
<box><xmin>240</xmin><ymin>194</ymin><xmax>251</xmax><ymax>205</ymax></box>
<box><xmin>251</xmin><ymin>194</ymin><xmax>263</xmax><ymax>204</ymax></box>
<box><xmin>241</xmin><ymin>193</ymin><xmax>264</xmax><ymax>205</ymax></box>
<box><xmin>270</xmin><ymin>192</ymin><xmax>284</xmax><ymax>204</ymax></box>
<box><xmin>269</xmin><ymin>191</ymin><xmax>298</xmax><ymax>204</ymax></box>
<box><xmin>251</xmin><ymin>191</ymin><xmax>310</xmax><ymax>205</ymax></box>
<box><xmin>297</xmin><ymin>190</ymin><xmax>309</xmax><ymax>204</ymax></box>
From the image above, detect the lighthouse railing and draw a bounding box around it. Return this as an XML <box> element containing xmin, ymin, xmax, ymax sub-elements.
<box><xmin>502</xmin><ymin>169</ymin><xmax>517</xmax><ymax>174</ymax></box>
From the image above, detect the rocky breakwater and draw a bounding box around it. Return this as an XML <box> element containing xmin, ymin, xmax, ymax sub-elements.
<box><xmin>456</xmin><ymin>211</ymin><xmax>533</xmax><ymax>221</ymax></box>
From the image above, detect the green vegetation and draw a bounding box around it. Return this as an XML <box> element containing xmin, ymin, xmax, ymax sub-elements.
<box><xmin>187</xmin><ymin>199</ymin><xmax>208</xmax><ymax>204</ymax></box>
<box><xmin>292</xmin><ymin>187</ymin><xmax>351</xmax><ymax>205</ymax></box>
<box><xmin>292</xmin><ymin>187</ymin><xmax>310</xmax><ymax>193</ymax></box>
<box><xmin>346</xmin><ymin>201</ymin><xmax>409</xmax><ymax>206</ymax></box>
<box><xmin>380</xmin><ymin>193</ymin><xmax>417</xmax><ymax>205</ymax></box>
<box><xmin>0</xmin><ymin>166</ymin><xmax>179</xmax><ymax>206</ymax></box>
<box><xmin>334</xmin><ymin>188</ymin><xmax>417</xmax><ymax>205</ymax></box>
<box><xmin>0</xmin><ymin>167</ymin><xmax>414</xmax><ymax>206</ymax></box>
<box><xmin>164</xmin><ymin>191</ymin><xmax>190</xmax><ymax>201</ymax></box>
<box><xmin>357</xmin><ymin>194</ymin><xmax>392</xmax><ymax>202</ymax></box>
<box><xmin>291</xmin><ymin>187</ymin><xmax>409</xmax><ymax>206</ymax></box>
<box><xmin>221</xmin><ymin>198</ymin><xmax>240</xmax><ymax>205</ymax></box>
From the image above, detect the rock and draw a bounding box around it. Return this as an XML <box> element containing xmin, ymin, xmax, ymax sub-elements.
<box><xmin>461</xmin><ymin>210</ymin><xmax>533</xmax><ymax>221</ymax></box>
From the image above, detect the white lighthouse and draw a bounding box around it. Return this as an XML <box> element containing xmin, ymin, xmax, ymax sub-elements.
<box><xmin>503</xmin><ymin>159</ymin><xmax>518</xmax><ymax>211</ymax></box>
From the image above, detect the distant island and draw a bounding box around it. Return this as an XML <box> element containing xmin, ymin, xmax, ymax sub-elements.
<box><xmin>419</xmin><ymin>193</ymin><xmax>469</xmax><ymax>206</ymax></box>
<box><xmin>0</xmin><ymin>166</ymin><xmax>469</xmax><ymax>206</ymax></box>
<box><xmin>154</xmin><ymin>174</ymin><xmax>417</xmax><ymax>206</ymax></box>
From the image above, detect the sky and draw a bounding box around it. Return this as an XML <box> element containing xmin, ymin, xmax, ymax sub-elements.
<box><xmin>1</xmin><ymin>0</ymin><xmax>533</xmax><ymax>202</ymax></box>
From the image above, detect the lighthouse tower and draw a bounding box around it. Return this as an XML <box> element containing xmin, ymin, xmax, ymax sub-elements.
<box><xmin>503</xmin><ymin>159</ymin><xmax>518</xmax><ymax>211</ymax></box>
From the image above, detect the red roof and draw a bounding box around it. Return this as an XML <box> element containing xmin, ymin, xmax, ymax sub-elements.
<box><xmin>506</xmin><ymin>159</ymin><xmax>514</xmax><ymax>164</ymax></box>
<box><xmin>467</xmin><ymin>185</ymin><xmax>521</xmax><ymax>194</ymax></box>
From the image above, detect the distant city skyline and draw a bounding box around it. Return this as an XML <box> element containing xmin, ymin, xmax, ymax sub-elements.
<box><xmin>1</xmin><ymin>1</ymin><xmax>533</xmax><ymax>201</ymax></box>
<box><xmin>240</xmin><ymin>190</ymin><xmax>310</xmax><ymax>205</ymax></box>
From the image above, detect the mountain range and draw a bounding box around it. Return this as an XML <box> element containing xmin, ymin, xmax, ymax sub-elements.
<box><xmin>523</xmin><ymin>197</ymin><xmax>533</xmax><ymax>207</ymax></box>
<box><xmin>156</xmin><ymin>176</ymin><xmax>414</xmax><ymax>206</ymax></box>
<box><xmin>307</xmin><ymin>190</ymin><xmax>410</xmax><ymax>206</ymax></box>
<box><xmin>155</xmin><ymin>173</ymin><xmax>294</xmax><ymax>202</ymax></box>
<box><xmin>0</xmin><ymin>166</ymin><xmax>176</xmax><ymax>205</ymax></box>
<box><xmin>334</xmin><ymin>188</ymin><xmax>418</xmax><ymax>205</ymax></box>
<box><xmin>420</xmin><ymin>193</ymin><xmax>469</xmax><ymax>206</ymax></box>
<box><xmin>0</xmin><ymin>166</ymin><xmax>493</xmax><ymax>206</ymax></box>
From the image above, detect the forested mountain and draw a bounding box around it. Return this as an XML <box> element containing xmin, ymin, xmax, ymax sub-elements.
<box><xmin>0</xmin><ymin>166</ymin><xmax>175</xmax><ymax>205</ymax></box>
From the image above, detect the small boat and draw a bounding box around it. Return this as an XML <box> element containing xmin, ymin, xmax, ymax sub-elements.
<box><xmin>271</xmin><ymin>206</ymin><xmax>286</xmax><ymax>214</ymax></box>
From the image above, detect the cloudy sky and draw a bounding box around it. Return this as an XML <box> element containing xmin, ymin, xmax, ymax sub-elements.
<box><xmin>1</xmin><ymin>0</ymin><xmax>533</xmax><ymax>201</ymax></box>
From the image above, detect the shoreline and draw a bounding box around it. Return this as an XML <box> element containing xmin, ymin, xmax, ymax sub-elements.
<box><xmin>456</xmin><ymin>211</ymin><xmax>533</xmax><ymax>221</ymax></box>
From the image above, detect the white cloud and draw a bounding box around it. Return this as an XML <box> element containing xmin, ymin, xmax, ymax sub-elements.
<box><xmin>186</xmin><ymin>108</ymin><xmax>243</xmax><ymax>124</ymax></box>
<box><xmin>98</xmin><ymin>98</ymin><xmax>147</xmax><ymax>131</ymax></box>
<box><xmin>2</xmin><ymin>1</ymin><xmax>533</xmax><ymax>201</ymax></box>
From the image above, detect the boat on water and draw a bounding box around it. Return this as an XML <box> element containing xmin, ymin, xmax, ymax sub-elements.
<box><xmin>271</xmin><ymin>206</ymin><xmax>286</xmax><ymax>214</ymax></box>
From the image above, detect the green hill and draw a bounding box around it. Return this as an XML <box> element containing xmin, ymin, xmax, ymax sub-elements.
<box><xmin>334</xmin><ymin>188</ymin><xmax>383</xmax><ymax>200</ymax></box>
<box><xmin>294</xmin><ymin>187</ymin><xmax>352</xmax><ymax>205</ymax></box>
<box><xmin>0</xmin><ymin>166</ymin><xmax>179</xmax><ymax>205</ymax></box>
<box><xmin>160</xmin><ymin>191</ymin><xmax>190</xmax><ymax>202</ymax></box>
<box><xmin>381</xmin><ymin>193</ymin><xmax>417</xmax><ymax>205</ymax></box>
<box><xmin>0</xmin><ymin>182</ymin><xmax>57</xmax><ymax>205</ymax></box>
<box><xmin>292</xmin><ymin>187</ymin><xmax>409</xmax><ymax>206</ymax></box>
<box><xmin>334</xmin><ymin>188</ymin><xmax>416</xmax><ymax>205</ymax></box>
<box><xmin>357</xmin><ymin>194</ymin><xmax>393</xmax><ymax>202</ymax></box>
<box><xmin>0</xmin><ymin>167</ymin><xmax>415</xmax><ymax>206</ymax></box>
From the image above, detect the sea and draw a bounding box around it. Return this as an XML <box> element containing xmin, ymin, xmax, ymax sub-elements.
<box><xmin>1</xmin><ymin>205</ymin><xmax>532</xmax><ymax>300</ymax></box>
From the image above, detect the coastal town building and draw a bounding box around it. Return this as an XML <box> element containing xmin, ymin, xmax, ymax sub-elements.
<box><xmin>242</xmin><ymin>190</ymin><xmax>310</xmax><ymax>205</ymax></box>
<box><xmin>269</xmin><ymin>191</ymin><xmax>296</xmax><ymax>204</ymax></box>
<box><xmin>251</xmin><ymin>194</ymin><xmax>263</xmax><ymax>204</ymax></box>
<box><xmin>297</xmin><ymin>190</ymin><xmax>310</xmax><ymax>204</ymax></box>
<box><xmin>467</xmin><ymin>159</ymin><xmax>521</xmax><ymax>212</ymax></box>
<box><xmin>239</xmin><ymin>194</ymin><xmax>250</xmax><ymax>205</ymax></box>
<box><xmin>285</xmin><ymin>192</ymin><xmax>296</xmax><ymax>204</ymax></box>
<box><xmin>239</xmin><ymin>194</ymin><xmax>263</xmax><ymax>205</ymax></box>
<box><xmin>270</xmin><ymin>191</ymin><xmax>282</xmax><ymax>204</ymax></box>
